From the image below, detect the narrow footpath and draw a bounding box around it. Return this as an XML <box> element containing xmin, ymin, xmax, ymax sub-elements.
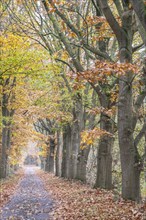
<box><xmin>0</xmin><ymin>167</ymin><xmax>53</xmax><ymax>220</ymax></box>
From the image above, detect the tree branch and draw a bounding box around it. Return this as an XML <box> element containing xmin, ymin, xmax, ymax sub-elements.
<box><xmin>132</xmin><ymin>43</ymin><xmax>144</xmax><ymax>53</ymax></box>
<box><xmin>131</xmin><ymin>0</ymin><xmax>146</xmax><ymax>33</ymax></box>
<box><xmin>45</xmin><ymin>0</ymin><xmax>112</xmax><ymax>61</ymax></box>
<box><xmin>134</xmin><ymin>120</ymin><xmax>146</xmax><ymax>147</ymax></box>
<box><xmin>98</xmin><ymin>0</ymin><xmax>123</xmax><ymax>44</ymax></box>
<box><xmin>55</xmin><ymin>58</ymin><xmax>75</xmax><ymax>73</ymax></box>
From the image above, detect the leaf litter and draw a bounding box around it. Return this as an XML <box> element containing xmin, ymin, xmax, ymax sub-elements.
<box><xmin>0</xmin><ymin>167</ymin><xmax>53</xmax><ymax>220</ymax></box>
<box><xmin>38</xmin><ymin>170</ymin><xmax>146</xmax><ymax>220</ymax></box>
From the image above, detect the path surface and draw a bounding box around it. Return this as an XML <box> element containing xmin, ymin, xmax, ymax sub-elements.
<box><xmin>0</xmin><ymin>166</ymin><xmax>53</xmax><ymax>220</ymax></box>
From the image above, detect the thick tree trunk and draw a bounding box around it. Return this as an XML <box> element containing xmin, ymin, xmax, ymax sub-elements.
<box><xmin>94</xmin><ymin>114</ymin><xmax>113</xmax><ymax>189</ymax></box>
<box><xmin>45</xmin><ymin>137</ymin><xmax>55</xmax><ymax>173</ymax></box>
<box><xmin>48</xmin><ymin>138</ymin><xmax>55</xmax><ymax>173</ymax></box>
<box><xmin>55</xmin><ymin>131</ymin><xmax>63</xmax><ymax>177</ymax></box>
<box><xmin>0</xmin><ymin>78</ymin><xmax>15</xmax><ymax>179</ymax></box>
<box><xmin>69</xmin><ymin>120</ymin><xmax>80</xmax><ymax>179</ymax></box>
<box><xmin>71</xmin><ymin>97</ymin><xmax>86</xmax><ymax>181</ymax></box>
<box><xmin>118</xmin><ymin>11</ymin><xmax>141</xmax><ymax>201</ymax></box>
<box><xmin>118</xmin><ymin>74</ymin><xmax>141</xmax><ymax>201</ymax></box>
<box><xmin>0</xmin><ymin>127</ymin><xmax>8</xmax><ymax>178</ymax></box>
<box><xmin>0</xmin><ymin>92</ymin><xmax>11</xmax><ymax>179</ymax></box>
<box><xmin>61</xmin><ymin>124</ymin><xmax>71</xmax><ymax>178</ymax></box>
<box><xmin>76</xmin><ymin>148</ymin><xmax>90</xmax><ymax>182</ymax></box>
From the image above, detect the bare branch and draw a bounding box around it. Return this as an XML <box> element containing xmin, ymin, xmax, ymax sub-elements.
<box><xmin>55</xmin><ymin>58</ymin><xmax>75</xmax><ymax>73</ymax></box>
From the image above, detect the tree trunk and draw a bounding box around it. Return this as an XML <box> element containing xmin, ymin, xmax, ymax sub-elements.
<box><xmin>95</xmin><ymin>114</ymin><xmax>113</xmax><ymax>189</ymax></box>
<box><xmin>55</xmin><ymin>131</ymin><xmax>63</xmax><ymax>177</ymax></box>
<box><xmin>0</xmin><ymin>92</ymin><xmax>11</xmax><ymax>179</ymax></box>
<box><xmin>45</xmin><ymin>137</ymin><xmax>55</xmax><ymax>173</ymax></box>
<box><xmin>71</xmin><ymin>97</ymin><xmax>86</xmax><ymax>181</ymax></box>
<box><xmin>76</xmin><ymin>148</ymin><xmax>90</xmax><ymax>182</ymax></box>
<box><xmin>118</xmin><ymin>11</ymin><xmax>141</xmax><ymax>201</ymax></box>
<box><xmin>118</xmin><ymin>74</ymin><xmax>141</xmax><ymax>200</ymax></box>
<box><xmin>61</xmin><ymin>124</ymin><xmax>71</xmax><ymax>178</ymax></box>
<box><xmin>48</xmin><ymin>138</ymin><xmax>55</xmax><ymax>173</ymax></box>
<box><xmin>45</xmin><ymin>145</ymin><xmax>50</xmax><ymax>172</ymax></box>
<box><xmin>0</xmin><ymin>127</ymin><xmax>8</xmax><ymax>178</ymax></box>
<box><xmin>69</xmin><ymin>120</ymin><xmax>80</xmax><ymax>179</ymax></box>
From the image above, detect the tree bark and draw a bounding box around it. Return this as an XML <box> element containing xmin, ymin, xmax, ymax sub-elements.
<box><xmin>45</xmin><ymin>137</ymin><xmax>55</xmax><ymax>173</ymax></box>
<box><xmin>118</xmin><ymin>10</ymin><xmax>141</xmax><ymax>201</ymax></box>
<box><xmin>61</xmin><ymin>124</ymin><xmax>72</xmax><ymax>178</ymax></box>
<box><xmin>95</xmin><ymin>114</ymin><xmax>113</xmax><ymax>189</ymax></box>
<box><xmin>69</xmin><ymin>119</ymin><xmax>80</xmax><ymax>179</ymax></box>
<box><xmin>76</xmin><ymin>148</ymin><xmax>90</xmax><ymax>182</ymax></box>
<box><xmin>118</xmin><ymin>73</ymin><xmax>141</xmax><ymax>200</ymax></box>
<box><xmin>0</xmin><ymin>91</ymin><xmax>11</xmax><ymax>178</ymax></box>
<box><xmin>48</xmin><ymin>138</ymin><xmax>55</xmax><ymax>173</ymax></box>
<box><xmin>55</xmin><ymin>131</ymin><xmax>63</xmax><ymax>177</ymax></box>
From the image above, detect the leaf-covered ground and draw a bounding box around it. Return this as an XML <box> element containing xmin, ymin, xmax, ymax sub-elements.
<box><xmin>0</xmin><ymin>167</ymin><xmax>53</xmax><ymax>220</ymax></box>
<box><xmin>0</xmin><ymin>169</ymin><xmax>24</xmax><ymax>209</ymax></box>
<box><xmin>38</xmin><ymin>171</ymin><xmax>146</xmax><ymax>220</ymax></box>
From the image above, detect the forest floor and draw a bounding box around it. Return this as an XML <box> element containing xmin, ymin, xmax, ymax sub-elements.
<box><xmin>0</xmin><ymin>167</ymin><xmax>53</xmax><ymax>220</ymax></box>
<box><xmin>0</xmin><ymin>167</ymin><xmax>145</xmax><ymax>220</ymax></box>
<box><xmin>38</xmin><ymin>170</ymin><xmax>146</xmax><ymax>220</ymax></box>
<box><xmin>0</xmin><ymin>169</ymin><xmax>24</xmax><ymax>209</ymax></box>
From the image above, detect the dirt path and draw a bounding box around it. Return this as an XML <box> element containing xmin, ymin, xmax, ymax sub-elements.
<box><xmin>0</xmin><ymin>167</ymin><xmax>53</xmax><ymax>220</ymax></box>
